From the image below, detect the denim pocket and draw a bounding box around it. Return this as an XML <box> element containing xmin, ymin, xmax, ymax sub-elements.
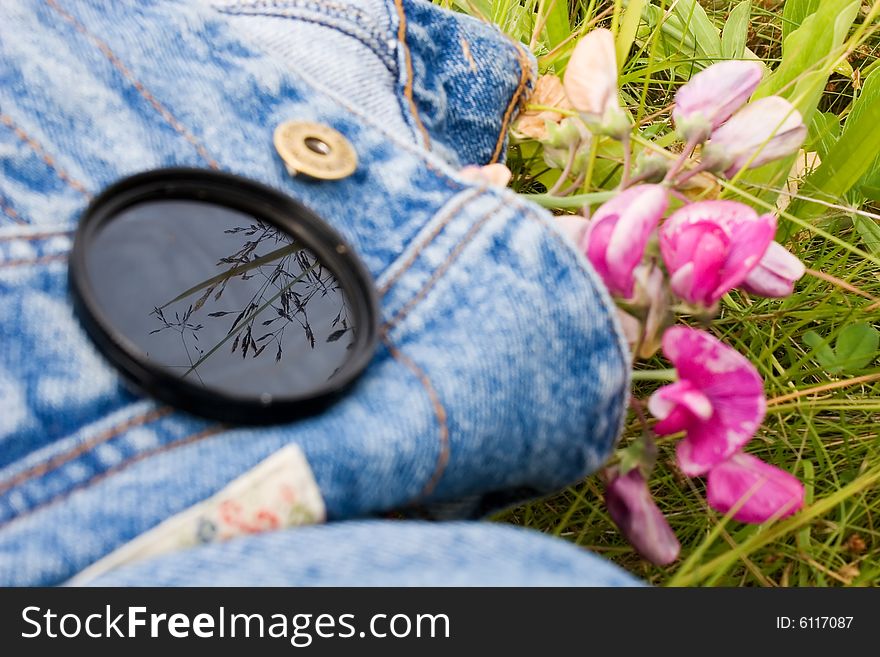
<box><xmin>215</xmin><ymin>0</ymin><xmax>535</xmax><ymax>167</ymax></box>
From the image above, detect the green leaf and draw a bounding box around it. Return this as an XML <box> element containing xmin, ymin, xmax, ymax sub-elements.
<box><xmin>804</xmin><ymin>111</ymin><xmax>840</xmax><ymax>159</ymax></box>
<box><xmin>721</xmin><ymin>1</ymin><xmax>751</xmax><ymax>60</ymax></box>
<box><xmin>853</xmin><ymin>215</ymin><xmax>880</xmax><ymax>254</ymax></box>
<box><xmin>834</xmin><ymin>323</ymin><xmax>880</xmax><ymax>372</ymax></box>
<box><xmin>797</xmin><ymin>71</ymin><xmax>880</xmax><ymax>217</ymax></box>
<box><xmin>745</xmin><ymin>0</ymin><xmax>860</xmax><ymax>203</ymax></box>
<box><xmin>542</xmin><ymin>0</ymin><xmax>570</xmax><ymax>50</ymax></box>
<box><xmin>782</xmin><ymin>0</ymin><xmax>821</xmax><ymax>42</ymax></box>
<box><xmin>803</xmin><ymin>324</ymin><xmax>880</xmax><ymax>374</ymax></box>
<box><xmin>670</xmin><ymin>0</ymin><xmax>722</xmax><ymax>62</ymax></box>
<box><xmin>616</xmin><ymin>0</ymin><xmax>646</xmax><ymax>70</ymax></box>
<box><xmin>803</xmin><ymin>330</ymin><xmax>840</xmax><ymax>373</ymax></box>
<box><xmin>755</xmin><ymin>0</ymin><xmax>859</xmax><ymax>123</ymax></box>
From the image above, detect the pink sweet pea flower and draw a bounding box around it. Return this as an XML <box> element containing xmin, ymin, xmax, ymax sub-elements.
<box><xmin>673</xmin><ymin>60</ymin><xmax>764</xmax><ymax>142</ymax></box>
<box><xmin>580</xmin><ymin>184</ymin><xmax>668</xmax><ymax>299</ymax></box>
<box><xmin>742</xmin><ymin>241</ymin><xmax>805</xmax><ymax>298</ymax></box>
<box><xmin>707</xmin><ymin>452</ymin><xmax>805</xmax><ymax>523</ymax></box>
<box><xmin>703</xmin><ymin>96</ymin><xmax>807</xmax><ymax>177</ymax></box>
<box><xmin>606</xmin><ymin>468</ymin><xmax>680</xmax><ymax>565</ymax></box>
<box><xmin>648</xmin><ymin>327</ymin><xmax>766</xmax><ymax>476</ymax></box>
<box><xmin>659</xmin><ymin>200</ymin><xmax>776</xmax><ymax>308</ymax></box>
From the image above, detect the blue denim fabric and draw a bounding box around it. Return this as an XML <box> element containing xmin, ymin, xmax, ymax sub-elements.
<box><xmin>86</xmin><ymin>521</ymin><xmax>642</xmax><ymax>586</ymax></box>
<box><xmin>0</xmin><ymin>0</ymin><xmax>630</xmax><ymax>586</ymax></box>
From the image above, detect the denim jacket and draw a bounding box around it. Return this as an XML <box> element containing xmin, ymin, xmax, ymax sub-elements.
<box><xmin>0</xmin><ymin>0</ymin><xmax>629</xmax><ymax>585</ymax></box>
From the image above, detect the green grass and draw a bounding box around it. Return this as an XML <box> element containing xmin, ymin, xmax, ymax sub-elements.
<box><xmin>444</xmin><ymin>0</ymin><xmax>880</xmax><ymax>586</ymax></box>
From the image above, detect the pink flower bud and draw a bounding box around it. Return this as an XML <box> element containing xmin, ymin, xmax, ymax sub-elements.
<box><xmin>741</xmin><ymin>241</ymin><xmax>805</xmax><ymax>297</ymax></box>
<box><xmin>580</xmin><ymin>184</ymin><xmax>668</xmax><ymax>299</ymax></box>
<box><xmin>706</xmin><ymin>452</ymin><xmax>805</xmax><ymax>523</ymax></box>
<box><xmin>648</xmin><ymin>327</ymin><xmax>766</xmax><ymax>476</ymax></box>
<box><xmin>606</xmin><ymin>469</ymin><xmax>680</xmax><ymax>566</ymax></box>
<box><xmin>673</xmin><ymin>61</ymin><xmax>763</xmax><ymax>142</ymax></box>
<box><xmin>564</xmin><ymin>28</ymin><xmax>617</xmax><ymax>117</ymax></box>
<box><xmin>659</xmin><ymin>200</ymin><xmax>776</xmax><ymax>308</ymax></box>
<box><xmin>703</xmin><ymin>96</ymin><xmax>807</xmax><ymax>177</ymax></box>
<box><xmin>563</xmin><ymin>28</ymin><xmax>630</xmax><ymax>138</ymax></box>
<box><xmin>458</xmin><ymin>163</ymin><xmax>512</xmax><ymax>187</ymax></box>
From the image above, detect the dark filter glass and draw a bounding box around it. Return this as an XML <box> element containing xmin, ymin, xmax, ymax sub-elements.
<box><xmin>84</xmin><ymin>199</ymin><xmax>357</xmax><ymax>401</ymax></box>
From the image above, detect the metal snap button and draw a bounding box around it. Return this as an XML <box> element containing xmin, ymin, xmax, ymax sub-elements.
<box><xmin>273</xmin><ymin>120</ymin><xmax>358</xmax><ymax>180</ymax></box>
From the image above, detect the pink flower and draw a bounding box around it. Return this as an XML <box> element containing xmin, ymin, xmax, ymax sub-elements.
<box><xmin>648</xmin><ymin>327</ymin><xmax>766</xmax><ymax>476</ymax></box>
<box><xmin>673</xmin><ymin>61</ymin><xmax>763</xmax><ymax>142</ymax></box>
<box><xmin>458</xmin><ymin>163</ymin><xmax>512</xmax><ymax>187</ymax></box>
<box><xmin>606</xmin><ymin>469</ymin><xmax>680</xmax><ymax>565</ymax></box>
<box><xmin>563</xmin><ymin>28</ymin><xmax>629</xmax><ymax>138</ymax></box>
<box><xmin>659</xmin><ymin>200</ymin><xmax>776</xmax><ymax>308</ymax></box>
<box><xmin>580</xmin><ymin>184</ymin><xmax>668</xmax><ymax>298</ymax></box>
<box><xmin>742</xmin><ymin>241</ymin><xmax>805</xmax><ymax>298</ymax></box>
<box><xmin>703</xmin><ymin>96</ymin><xmax>807</xmax><ymax>177</ymax></box>
<box><xmin>564</xmin><ymin>28</ymin><xmax>618</xmax><ymax>118</ymax></box>
<box><xmin>707</xmin><ymin>452</ymin><xmax>805</xmax><ymax>523</ymax></box>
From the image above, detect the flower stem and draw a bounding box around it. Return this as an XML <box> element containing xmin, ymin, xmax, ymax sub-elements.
<box><xmin>631</xmin><ymin>368</ymin><xmax>677</xmax><ymax>382</ymax></box>
<box><xmin>619</xmin><ymin>134</ymin><xmax>632</xmax><ymax>189</ymax></box>
<box><xmin>547</xmin><ymin>142</ymin><xmax>578</xmax><ymax>196</ymax></box>
<box><xmin>523</xmin><ymin>190</ymin><xmax>615</xmax><ymax>209</ymax></box>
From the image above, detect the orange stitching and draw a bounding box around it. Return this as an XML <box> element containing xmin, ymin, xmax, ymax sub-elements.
<box><xmin>378</xmin><ymin>187</ymin><xmax>485</xmax><ymax>296</ymax></box>
<box><xmin>0</xmin><ymin>407</ymin><xmax>174</xmax><ymax>495</ymax></box>
<box><xmin>392</xmin><ymin>0</ymin><xmax>431</xmax><ymax>149</ymax></box>
<box><xmin>0</xmin><ymin>424</ymin><xmax>225</xmax><ymax>531</ymax></box>
<box><xmin>460</xmin><ymin>36</ymin><xmax>478</xmax><ymax>73</ymax></box>
<box><xmin>45</xmin><ymin>0</ymin><xmax>221</xmax><ymax>170</ymax></box>
<box><xmin>0</xmin><ymin>253</ymin><xmax>68</xmax><ymax>269</ymax></box>
<box><xmin>0</xmin><ymin>228</ymin><xmax>74</xmax><ymax>243</ymax></box>
<box><xmin>0</xmin><ymin>114</ymin><xmax>92</xmax><ymax>199</ymax></box>
<box><xmin>489</xmin><ymin>39</ymin><xmax>533</xmax><ymax>164</ymax></box>
<box><xmin>386</xmin><ymin>200</ymin><xmax>502</xmax><ymax>328</ymax></box>
<box><xmin>0</xmin><ymin>197</ymin><xmax>27</xmax><ymax>225</ymax></box>
<box><xmin>382</xmin><ymin>335</ymin><xmax>449</xmax><ymax>498</ymax></box>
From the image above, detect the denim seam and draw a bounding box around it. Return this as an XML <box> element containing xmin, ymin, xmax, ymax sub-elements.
<box><xmin>0</xmin><ymin>253</ymin><xmax>68</xmax><ymax>270</ymax></box>
<box><xmin>0</xmin><ymin>425</ymin><xmax>225</xmax><ymax>532</ymax></box>
<box><xmin>489</xmin><ymin>37</ymin><xmax>533</xmax><ymax>164</ymax></box>
<box><xmin>45</xmin><ymin>0</ymin><xmax>221</xmax><ymax>171</ymax></box>
<box><xmin>382</xmin><ymin>335</ymin><xmax>449</xmax><ymax>499</ymax></box>
<box><xmin>0</xmin><ymin>407</ymin><xmax>174</xmax><ymax>496</ymax></box>
<box><xmin>459</xmin><ymin>36</ymin><xmax>478</xmax><ymax>74</ymax></box>
<box><xmin>377</xmin><ymin>186</ymin><xmax>486</xmax><ymax>296</ymax></box>
<box><xmin>385</xmin><ymin>198</ymin><xmax>504</xmax><ymax>329</ymax></box>
<box><xmin>0</xmin><ymin>195</ymin><xmax>27</xmax><ymax>225</ymax></box>
<box><xmin>220</xmin><ymin>0</ymin><xmax>378</xmax><ymax>25</ymax></box>
<box><xmin>217</xmin><ymin>7</ymin><xmax>397</xmax><ymax>75</ymax></box>
<box><xmin>0</xmin><ymin>113</ymin><xmax>92</xmax><ymax>199</ymax></box>
<box><xmin>391</xmin><ymin>0</ymin><xmax>431</xmax><ymax>149</ymax></box>
<box><xmin>0</xmin><ymin>229</ymin><xmax>74</xmax><ymax>243</ymax></box>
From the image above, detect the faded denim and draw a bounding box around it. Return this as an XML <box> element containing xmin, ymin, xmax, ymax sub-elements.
<box><xmin>0</xmin><ymin>0</ymin><xmax>630</xmax><ymax>585</ymax></box>
<box><xmin>87</xmin><ymin>521</ymin><xmax>641</xmax><ymax>586</ymax></box>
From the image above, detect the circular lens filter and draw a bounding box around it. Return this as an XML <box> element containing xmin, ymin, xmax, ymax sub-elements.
<box><xmin>69</xmin><ymin>168</ymin><xmax>379</xmax><ymax>424</ymax></box>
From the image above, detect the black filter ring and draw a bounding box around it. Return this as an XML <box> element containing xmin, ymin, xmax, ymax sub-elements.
<box><xmin>69</xmin><ymin>168</ymin><xmax>379</xmax><ymax>425</ymax></box>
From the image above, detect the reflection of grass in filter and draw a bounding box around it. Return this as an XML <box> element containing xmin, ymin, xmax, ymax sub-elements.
<box><xmin>452</xmin><ymin>0</ymin><xmax>880</xmax><ymax>585</ymax></box>
<box><xmin>156</xmin><ymin>243</ymin><xmax>304</xmax><ymax>311</ymax></box>
<box><xmin>182</xmin><ymin>263</ymin><xmax>319</xmax><ymax>378</ymax></box>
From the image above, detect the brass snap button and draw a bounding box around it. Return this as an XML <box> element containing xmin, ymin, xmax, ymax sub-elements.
<box><xmin>273</xmin><ymin>120</ymin><xmax>358</xmax><ymax>180</ymax></box>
